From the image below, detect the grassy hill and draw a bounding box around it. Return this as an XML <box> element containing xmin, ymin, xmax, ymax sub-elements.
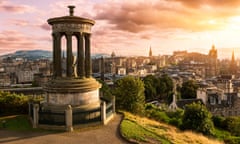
<box><xmin>120</xmin><ymin>111</ymin><xmax>223</xmax><ymax>144</ymax></box>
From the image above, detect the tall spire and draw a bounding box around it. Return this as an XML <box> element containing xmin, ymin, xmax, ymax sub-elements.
<box><xmin>231</xmin><ymin>50</ymin><xmax>235</xmax><ymax>62</ymax></box>
<box><xmin>149</xmin><ymin>46</ymin><xmax>152</xmax><ymax>57</ymax></box>
<box><xmin>212</xmin><ymin>44</ymin><xmax>215</xmax><ymax>50</ymax></box>
<box><xmin>230</xmin><ymin>50</ymin><xmax>237</xmax><ymax>75</ymax></box>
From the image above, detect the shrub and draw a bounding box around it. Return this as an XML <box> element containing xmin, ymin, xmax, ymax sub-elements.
<box><xmin>223</xmin><ymin>117</ymin><xmax>240</xmax><ymax>136</ymax></box>
<box><xmin>169</xmin><ymin>117</ymin><xmax>182</xmax><ymax>127</ymax></box>
<box><xmin>0</xmin><ymin>91</ymin><xmax>29</xmax><ymax>115</ymax></box>
<box><xmin>181</xmin><ymin>102</ymin><xmax>215</xmax><ymax>136</ymax></box>
<box><xmin>224</xmin><ymin>136</ymin><xmax>240</xmax><ymax>144</ymax></box>
<box><xmin>166</xmin><ymin>109</ymin><xmax>184</xmax><ymax>119</ymax></box>
<box><xmin>212</xmin><ymin>115</ymin><xmax>226</xmax><ymax>129</ymax></box>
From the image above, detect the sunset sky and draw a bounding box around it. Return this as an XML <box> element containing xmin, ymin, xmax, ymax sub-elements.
<box><xmin>1</xmin><ymin>0</ymin><xmax>240</xmax><ymax>59</ymax></box>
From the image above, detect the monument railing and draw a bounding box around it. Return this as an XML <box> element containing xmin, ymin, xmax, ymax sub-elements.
<box><xmin>106</xmin><ymin>102</ymin><xmax>113</xmax><ymax>118</ymax></box>
<box><xmin>29</xmin><ymin>102</ymin><xmax>34</xmax><ymax>119</ymax></box>
<box><xmin>72</xmin><ymin>107</ymin><xmax>101</xmax><ymax>125</ymax></box>
<box><xmin>38</xmin><ymin>110</ymin><xmax>66</xmax><ymax>126</ymax></box>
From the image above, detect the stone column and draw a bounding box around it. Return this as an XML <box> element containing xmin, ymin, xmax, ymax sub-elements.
<box><xmin>52</xmin><ymin>33</ymin><xmax>56</xmax><ymax>77</ymax></box>
<box><xmin>101</xmin><ymin>101</ymin><xmax>106</xmax><ymax>125</ymax></box>
<box><xmin>112</xmin><ymin>96</ymin><xmax>116</xmax><ymax>114</ymax></box>
<box><xmin>77</xmin><ymin>33</ymin><xmax>85</xmax><ymax>78</ymax></box>
<box><xmin>85</xmin><ymin>34</ymin><xmax>91</xmax><ymax>78</ymax></box>
<box><xmin>33</xmin><ymin>104</ymin><xmax>39</xmax><ymax>128</ymax></box>
<box><xmin>100</xmin><ymin>56</ymin><xmax>105</xmax><ymax>81</ymax></box>
<box><xmin>65</xmin><ymin>105</ymin><xmax>73</xmax><ymax>132</ymax></box>
<box><xmin>28</xmin><ymin>102</ymin><xmax>32</xmax><ymax>117</ymax></box>
<box><xmin>53</xmin><ymin>33</ymin><xmax>62</xmax><ymax>77</ymax></box>
<box><xmin>66</xmin><ymin>32</ymin><xmax>73</xmax><ymax>77</ymax></box>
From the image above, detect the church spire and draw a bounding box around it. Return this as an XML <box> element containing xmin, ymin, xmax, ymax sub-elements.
<box><xmin>230</xmin><ymin>50</ymin><xmax>237</xmax><ymax>75</ymax></box>
<box><xmin>231</xmin><ymin>50</ymin><xmax>235</xmax><ymax>62</ymax></box>
<box><xmin>149</xmin><ymin>46</ymin><xmax>152</xmax><ymax>57</ymax></box>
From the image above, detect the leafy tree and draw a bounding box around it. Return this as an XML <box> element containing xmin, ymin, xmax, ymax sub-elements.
<box><xmin>113</xmin><ymin>76</ymin><xmax>145</xmax><ymax>115</ymax></box>
<box><xmin>212</xmin><ymin>115</ymin><xmax>226</xmax><ymax>129</ymax></box>
<box><xmin>143</xmin><ymin>75</ymin><xmax>157</xmax><ymax>101</ymax></box>
<box><xmin>98</xmin><ymin>80</ymin><xmax>113</xmax><ymax>101</ymax></box>
<box><xmin>0</xmin><ymin>91</ymin><xmax>29</xmax><ymax>115</ymax></box>
<box><xmin>182</xmin><ymin>102</ymin><xmax>215</xmax><ymax>136</ymax></box>
<box><xmin>180</xmin><ymin>80</ymin><xmax>198</xmax><ymax>99</ymax></box>
<box><xmin>156</xmin><ymin>74</ymin><xmax>173</xmax><ymax>102</ymax></box>
<box><xmin>224</xmin><ymin>117</ymin><xmax>240</xmax><ymax>136</ymax></box>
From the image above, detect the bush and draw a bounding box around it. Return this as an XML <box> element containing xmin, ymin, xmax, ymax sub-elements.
<box><xmin>224</xmin><ymin>136</ymin><xmax>240</xmax><ymax>144</ymax></box>
<box><xmin>98</xmin><ymin>80</ymin><xmax>113</xmax><ymax>101</ymax></box>
<box><xmin>181</xmin><ymin>102</ymin><xmax>215</xmax><ymax>136</ymax></box>
<box><xmin>169</xmin><ymin>118</ymin><xmax>182</xmax><ymax>127</ymax></box>
<box><xmin>223</xmin><ymin>117</ymin><xmax>240</xmax><ymax>136</ymax></box>
<box><xmin>166</xmin><ymin>109</ymin><xmax>184</xmax><ymax>119</ymax></box>
<box><xmin>0</xmin><ymin>91</ymin><xmax>29</xmax><ymax>115</ymax></box>
<box><xmin>212</xmin><ymin>115</ymin><xmax>226</xmax><ymax>129</ymax></box>
<box><xmin>154</xmin><ymin>111</ymin><xmax>171</xmax><ymax>123</ymax></box>
<box><xmin>145</xmin><ymin>104</ymin><xmax>171</xmax><ymax>123</ymax></box>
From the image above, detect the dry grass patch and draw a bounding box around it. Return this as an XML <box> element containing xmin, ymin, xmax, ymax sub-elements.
<box><xmin>121</xmin><ymin>111</ymin><xmax>223</xmax><ymax>144</ymax></box>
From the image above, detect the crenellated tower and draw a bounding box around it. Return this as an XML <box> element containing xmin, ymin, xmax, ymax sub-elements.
<box><xmin>206</xmin><ymin>45</ymin><xmax>218</xmax><ymax>78</ymax></box>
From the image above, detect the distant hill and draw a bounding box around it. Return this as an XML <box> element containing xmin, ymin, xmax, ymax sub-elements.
<box><xmin>1</xmin><ymin>50</ymin><xmax>52</xmax><ymax>61</ymax></box>
<box><xmin>0</xmin><ymin>50</ymin><xmax>110</xmax><ymax>61</ymax></box>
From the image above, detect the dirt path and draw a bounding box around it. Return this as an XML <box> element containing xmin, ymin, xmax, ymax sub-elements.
<box><xmin>0</xmin><ymin>114</ymin><xmax>129</xmax><ymax>144</ymax></box>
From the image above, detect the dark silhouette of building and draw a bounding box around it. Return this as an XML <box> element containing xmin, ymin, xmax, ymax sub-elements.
<box><xmin>206</xmin><ymin>45</ymin><xmax>218</xmax><ymax>78</ymax></box>
<box><xmin>149</xmin><ymin>46</ymin><xmax>152</xmax><ymax>57</ymax></box>
<box><xmin>229</xmin><ymin>50</ymin><xmax>237</xmax><ymax>75</ymax></box>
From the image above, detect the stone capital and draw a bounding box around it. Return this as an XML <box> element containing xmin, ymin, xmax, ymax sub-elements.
<box><xmin>84</xmin><ymin>33</ymin><xmax>91</xmax><ymax>39</ymax></box>
<box><xmin>65</xmin><ymin>32</ymin><xmax>73</xmax><ymax>37</ymax></box>
<box><xmin>52</xmin><ymin>32</ymin><xmax>61</xmax><ymax>38</ymax></box>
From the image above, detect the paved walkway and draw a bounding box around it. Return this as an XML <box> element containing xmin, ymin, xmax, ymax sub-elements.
<box><xmin>0</xmin><ymin>114</ymin><xmax>129</xmax><ymax>144</ymax></box>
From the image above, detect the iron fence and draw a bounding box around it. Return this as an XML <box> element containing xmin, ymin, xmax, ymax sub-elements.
<box><xmin>72</xmin><ymin>107</ymin><xmax>101</xmax><ymax>125</ymax></box>
<box><xmin>106</xmin><ymin>103</ymin><xmax>113</xmax><ymax>118</ymax></box>
<box><xmin>38</xmin><ymin>110</ymin><xmax>65</xmax><ymax>125</ymax></box>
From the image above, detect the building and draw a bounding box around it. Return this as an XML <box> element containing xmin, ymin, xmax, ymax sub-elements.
<box><xmin>229</xmin><ymin>51</ymin><xmax>237</xmax><ymax>75</ymax></box>
<box><xmin>206</xmin><ymin>45</ymin><xmax>218</xmax><ymax>78</ymax></box>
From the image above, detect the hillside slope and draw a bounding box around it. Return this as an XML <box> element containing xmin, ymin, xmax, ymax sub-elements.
<box><xmin>120</xmin><ymin>112</ymin><xmax>223</xmax><ymax>144</ymax></box>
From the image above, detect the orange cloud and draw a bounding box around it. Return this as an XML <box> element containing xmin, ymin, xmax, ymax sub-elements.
<box><xmin>40</xmin><ymin>23</ymin><xmax>51</xmax><ymax>31</ymax></box>
<box><xmin>0</xmin><ymin>30</ymin><xmax>37</xmax><ymax>52</ymax></box>
<box><xmin>0</xmin><ymin>0</ymin><xmax>35</xmax><ymax>13</ymax></box>
<box><xmin>94</xmin><ymin>0</ymin><xmax>240</xmax><ymax>33</ymax></box>
<box><xmin>8</xmin><ymin>19</ymin><xmax>29</xmax><ymax>26</ymax></box>
<box><xmin>171</xmin><ymin>0</ymin><xmax>240</xmax><ymax>8</ymax></box>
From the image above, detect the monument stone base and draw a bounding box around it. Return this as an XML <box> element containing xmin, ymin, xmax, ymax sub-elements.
<box><xmin>37</xmin><ymin>77</ymin><xmax>102</xmax><ymax>128</ymax></box>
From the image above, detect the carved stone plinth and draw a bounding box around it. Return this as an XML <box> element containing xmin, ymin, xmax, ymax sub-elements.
<box><xmin>44</xmin><ymin>78</ymin><xmax>101</xmax><ymax>107</ymax></box>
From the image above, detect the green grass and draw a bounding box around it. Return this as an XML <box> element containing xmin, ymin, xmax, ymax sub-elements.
<box><xmin>121</xmin><ymin>119</ymin><xmax>171</xmax><ymax>144</ymax></box>
<box><xmin>213</xmin><ymin>128</ymin><xmax>231</xmax><ymax>139</ymax></box>
<box><xmin>120</xmin><ymin>111</ymin><xmax>223</xmax><ymax>144</ymax></box>
<box><xmin>0</xmin><ymin>115</ymin><xmax>33</xmax><ymax>131</ymax></box>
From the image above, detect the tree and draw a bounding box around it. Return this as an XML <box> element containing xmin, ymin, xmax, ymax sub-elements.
<box><xmin>156</xmin><ymin>74</ymin><xmax>173</xmax><ymax>102</ymax></box>
<box><xmin>224</xmin><ymin>117</ymin><xmax>240</xmax><ymax>136</ymax></box>
<box><xmin>98</xmin><ymin>79</ymin><xmax>113</xmax><ymax>101</ymax></box>
<box><xmin>180</xmin><ymin>80</ymin><xmax>198</xmax><ymax>99</ymax></box>
<box><xmin>0</xmin><ymin>91</ymin><xmax>29</xmax><ymax>115</ymax></box>
<box><xmin>143</xmin><ymin>75</ymin><xmax>157</xmax><ymax>101</ymax></box>
<box><xmin>182</xmin><ymin>102</ymin><xmax>215</xmax><ymax>136</ymax></box>
<box><xmin>113</xmin><ymin>76</ymin><xmax>145</xmax><ymax>115</ymax></box>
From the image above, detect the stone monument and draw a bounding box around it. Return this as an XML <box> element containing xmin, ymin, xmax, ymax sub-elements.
<box><xmin>35</xmin><ymin>6</ymin><xmax>105</xmax><ymax>131</ymax></box>
<box><xmin>45</xmin><ymin>5</ymin><xmax>101</xmax><ymax>110</ymax></box>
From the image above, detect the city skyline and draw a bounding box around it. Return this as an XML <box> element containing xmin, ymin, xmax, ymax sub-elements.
<box><xmin>1</xmin><ymin>0</ymin><xmax>240</xmax><ymax>59</ymax></box>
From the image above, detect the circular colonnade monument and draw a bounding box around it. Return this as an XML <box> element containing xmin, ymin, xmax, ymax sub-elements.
<box><xmin>45</xmin><ymin>5</ymin><xmax>101</xmax><ymax>110</ymax></box>
<box><xmin>30</xmin><ymin>6</ymin><xmax>115</xmax><ymax>131</ymax></box>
